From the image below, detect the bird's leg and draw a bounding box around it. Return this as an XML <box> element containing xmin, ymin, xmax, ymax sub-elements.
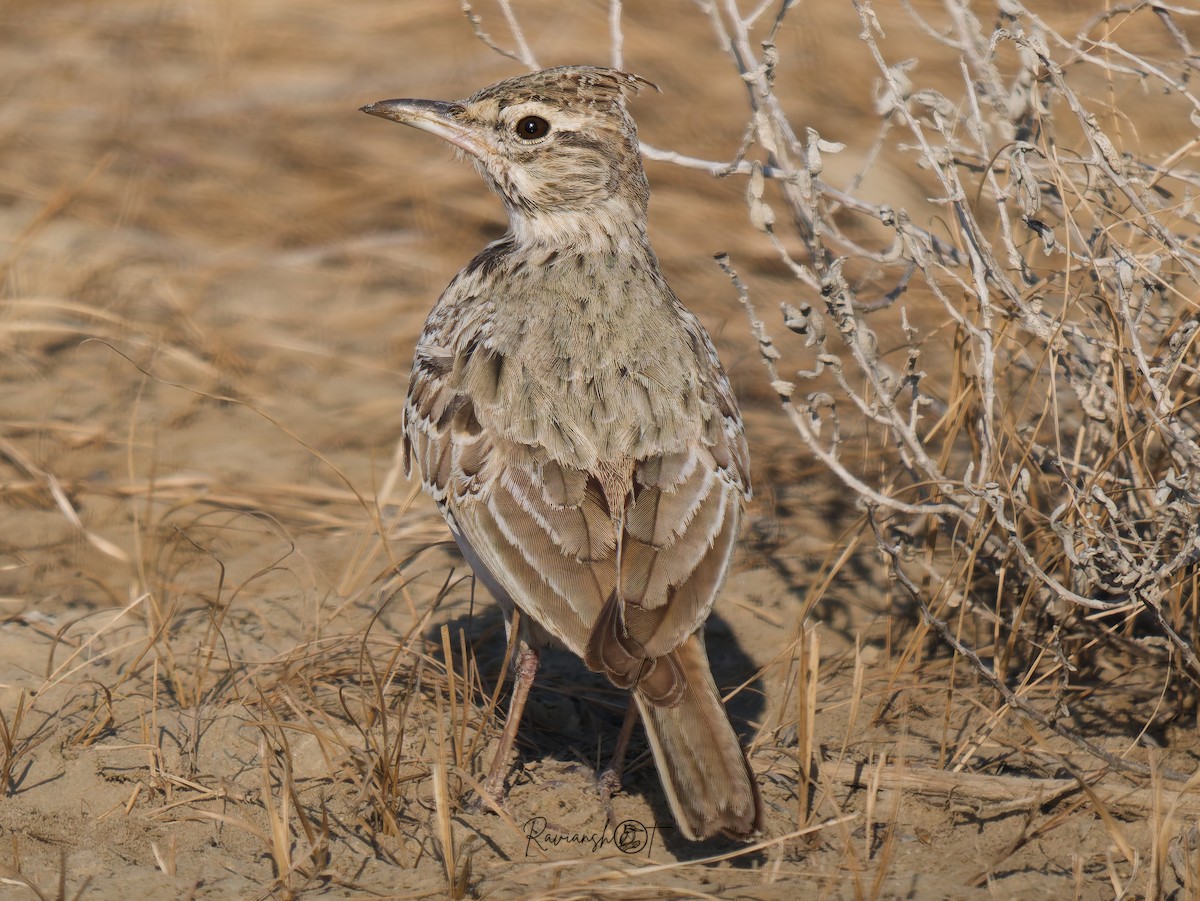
<box><xmin>477</xmin><ymin>635</ymin><xmax>540</xmax><ymax>808</ymax></box>
<box><xmin>597</xmin><ymin>697</ymin><xmax>639</xmax><ymax>828</ymax></box>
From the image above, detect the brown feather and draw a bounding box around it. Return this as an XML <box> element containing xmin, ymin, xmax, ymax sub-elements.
<box><xmin>635</xmin><ymin>649</ymin><xmax>686</xmax><ymax>708</ymax></box>
<box><xmin>636</xmin><ymin>631</ymin><xmax>761</xmax><ymax>840</ymax></box>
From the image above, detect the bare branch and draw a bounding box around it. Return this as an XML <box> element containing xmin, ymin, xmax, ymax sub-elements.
<box><xmin>460</xmin><ymin>0</ymin><xmax>539</xmax><ymax>69</ymax></box>
<box><xmin>609</xmin><ymin>0</ymin><xmax>624</xmax><ymax>71</ymax></box>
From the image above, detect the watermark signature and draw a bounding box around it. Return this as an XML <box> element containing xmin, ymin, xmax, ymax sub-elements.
<box><xmin>522</xmin><ymin>816</ymin><xmax>666</xmax><ymax>857</ymax></box>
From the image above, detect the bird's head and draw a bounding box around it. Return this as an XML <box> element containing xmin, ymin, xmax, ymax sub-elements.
<box><xmin>363</xmin><ymin>66</ymin><xmax>658</xmax><ymax>247</ymax></box>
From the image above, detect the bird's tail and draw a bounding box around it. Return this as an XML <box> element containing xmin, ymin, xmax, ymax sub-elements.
<box><xmin>635</xmin><ymin>632</ymin><xmax>762</xmax><ymax>841</ymax></box>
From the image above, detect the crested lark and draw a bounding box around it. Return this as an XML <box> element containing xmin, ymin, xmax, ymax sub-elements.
<box><xmin>363</xmin><ymin>66</ymin><xmax>761</xmax><ymax>841</ymax></box>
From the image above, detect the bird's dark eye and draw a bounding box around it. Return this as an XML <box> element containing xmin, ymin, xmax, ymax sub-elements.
<box><xmin>515</xmin><ymin>115</ymin><xmax>550</xmax><ymax>140</ymax></box>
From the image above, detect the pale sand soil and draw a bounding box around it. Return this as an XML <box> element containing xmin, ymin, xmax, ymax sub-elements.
<box><xmin>1</xmin><ymin>1</ymin><xmax>1198</xmax><ymax>898</ymax></box>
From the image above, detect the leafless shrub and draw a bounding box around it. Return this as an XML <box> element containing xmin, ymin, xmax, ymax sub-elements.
<box><xmin>693</xmin><ymin>0</ymin><xmax>1200</xmax><ymax>767</ymax></box>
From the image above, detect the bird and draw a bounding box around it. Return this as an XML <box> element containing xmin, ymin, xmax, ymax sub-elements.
<box><xmin>362</xmin><ymin>66</ymin><xmax>762</xmax><ymax>841</ymax></box>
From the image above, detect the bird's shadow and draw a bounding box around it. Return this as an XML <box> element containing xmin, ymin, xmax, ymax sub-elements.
<box><xmin>438</xmin><ymin>596</ymin><xmax>766</xmax><ymax>863</ymax></box>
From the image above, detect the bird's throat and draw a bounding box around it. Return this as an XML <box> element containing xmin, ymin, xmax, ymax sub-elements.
<box><xmin>506</xmin><ymin>197</ymin><xmax>649</xmax><ymax>254</ymax></box>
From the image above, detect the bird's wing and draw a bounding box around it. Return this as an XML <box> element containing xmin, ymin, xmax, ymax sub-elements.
<box><xmin>404</xmin><ymin>339</ymin><xmax>615</xmax><ymax>653</ymax></box>
<box><xmin>584</xmin><ymin>363</ymin><xmax>749</xmax><ymax>702</ymax></box>
<box><xmin>403</xmin><ymin>331</ymin><xmax>749</xmax><ymax>691</ymax></box>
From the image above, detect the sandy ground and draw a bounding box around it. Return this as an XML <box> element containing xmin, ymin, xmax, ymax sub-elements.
<box><xmin>2</xmin><ymin>1</ymin><xmax>1199</xmax><ymax>898</ymax></box>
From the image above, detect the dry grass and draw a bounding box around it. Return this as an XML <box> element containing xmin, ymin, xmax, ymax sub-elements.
<box><xmin>1</xmin><ymin>0</ymin><xmax>1199</xmax><ymax>898</ymax></box>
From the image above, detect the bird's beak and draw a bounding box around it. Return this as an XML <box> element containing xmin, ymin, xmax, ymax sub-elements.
<box><xmin>360</xmin><ymin>99</ymin><xmax>492</xmax><ymax>160</ymax></box>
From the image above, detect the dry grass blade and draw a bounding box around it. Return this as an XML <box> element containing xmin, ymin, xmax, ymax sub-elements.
<box><xmin>0</xmin><ymin>690</ymin><xmax>28</xmax><ymax>795</ymax></box>
<box><xmin>259</xmin><ymin>735</ymin><xmax>293</xmax><ymax>894</ymax></box>
<box><xmin>793</xmin><ymin>625</ymin><xmax>819</xmax><ymax>827</ymax></box>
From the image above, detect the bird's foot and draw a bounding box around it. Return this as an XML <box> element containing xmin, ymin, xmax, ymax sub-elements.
<box><xmin>597</xmin><ymin>764</ymin><xmax>623</xmax><ymax>830</ymax></box>
<box><xmin>467</xmin><ymin>771</ymin><xmax>511</xmax><ymax>816</ymax></box>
